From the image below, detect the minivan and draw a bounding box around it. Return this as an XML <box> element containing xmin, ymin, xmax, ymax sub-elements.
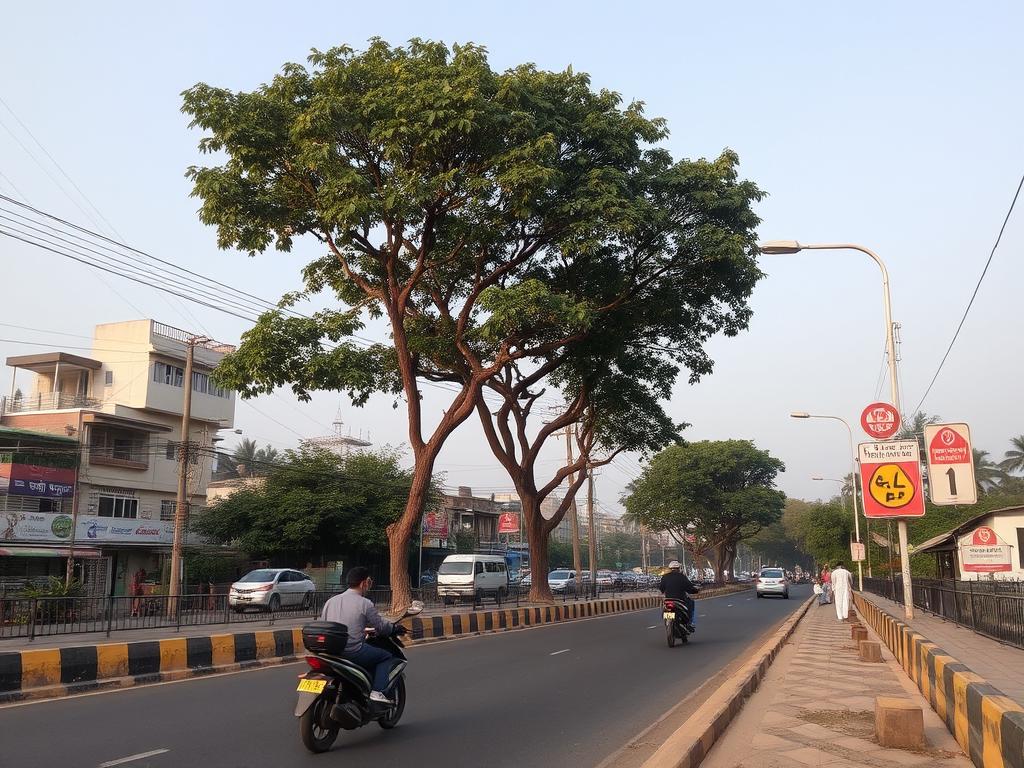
<box><xmin>437</xmin><ymin>554</ymin><xmax>509</xmax><ymax>604</ymax></box>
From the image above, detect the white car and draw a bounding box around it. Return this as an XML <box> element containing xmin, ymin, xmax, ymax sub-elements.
<box><xmin>548</xmin><ymin>569</ymin><xmax>577</xmax><ymax>593</ymax></box>
<box><xmin>229</xmin><ymin>568</ymin><xmax>316</xmax><ymax>612</ymax></box>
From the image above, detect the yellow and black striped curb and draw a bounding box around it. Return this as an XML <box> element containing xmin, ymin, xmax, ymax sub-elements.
<box><xmin>855</xmin><ymin>593</ymin><xmax>1024</xmax><ymax>768</ymax></box>
<box><xmin>0</xmin><ymin>594</ymin><xmax>672</xmax><ymax>703</ymax></box>
<box><xmin>641</xmin><ymin>596</ymin><xmax>816</xmax><ymax>768</ymax></box>
<box><xmin>0</xmin><ymin>627</ymin><xmax>306</xmax><ymax>704</ymax></box>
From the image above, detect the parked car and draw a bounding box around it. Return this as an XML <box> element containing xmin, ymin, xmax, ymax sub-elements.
<box><xmin>755</xmin><ymin>567</ymin><xmax>789</xmax><ymax>599</ymax></box>
<box><xmin>437</xmin><ymin>554</ymin><xmax>509</xmax><ymax>604</ymax></box>
<box><xmin>596</xmin><ymin>571</ymin><xmax>616</xmax><ymax>587</ymax></box>
<box><xmin>548</xmin><ymin>569</ymin><xmax>577</xmax><ymax>593</ymax></box>
<box><xmin>229</xmin><ymin>568</ymin><xmax>315</xmax><ymax>612</ymax></box>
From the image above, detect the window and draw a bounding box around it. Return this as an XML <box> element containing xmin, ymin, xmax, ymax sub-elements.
<box><xmin>165</xmin><ymin>441</ymin><xmax>177</xmax><ymax>460</ymax></box>
<box><xmin>104</xmin><ymin>370</ymin><xmax>113</xmax><ymax>387</ymax></box>
<box><xmin>438</xmin><ymin>561</ymin><xmax>473</xmax><ymax>575</ymax></box>
<box><xmin>192</xmin><ymin>371</ymin><xmax>209</xmax><ymax>394</ymax></box>
<box><xmin>160</xmin><ymin>500</ymin><xmax>176</xmax><ymax>521</ymax></box>
<box><xmin>98</xmin><ymin>497</ymin><xmax>138</xmax><ymax>519</ymax></box>
<box><xmin>474</xmin><ymin>562</ymin><xmax>484</xmax><ymax>575</ymax></box>
<box><xmin>153</xmin><ymin>362</ymin><xmax>184</xmax><ymax>387</ymax></box>
<box><xmin>484</xmin><ymin>561</ymin><xmax>499</xmax><ymax>573</ymax></box>
<box><xmin>90</xmin><ymin>428</ymin><xmax>147</xmax><ymax>466</ymax></box>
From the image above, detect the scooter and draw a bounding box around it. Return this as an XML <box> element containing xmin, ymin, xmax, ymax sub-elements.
<box><xmin>295</xmin><ymin>600</ymin><xmax>424</xmax><ymax>753</ymax></box>
<box><xmin>663</xmin><ymin>596</ymin><xmax>695</xmax><ymax>647</ymax></box>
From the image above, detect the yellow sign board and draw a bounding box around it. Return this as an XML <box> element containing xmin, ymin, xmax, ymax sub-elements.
<box><xmin>868</xmin><ymin>464</ymin><xmax>917</xmax><ymax>509</ymax></box>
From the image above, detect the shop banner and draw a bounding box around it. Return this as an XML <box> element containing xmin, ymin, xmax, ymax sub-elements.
<box><xmin>1</xmin><ymin>512</ymin><xmax>173</xmax><ymax>544</ymax></box>
<box><xmin>2</xmin><ymin>512</ymin><xmax>74</xmax><ymax>541</ymax></box>
<box><xmin>422</xmin><ymin>509</ymin><xmax>450</xmax><ymax>537</ymax></box>
<box><xmin>0</xmin><ymin>463</ymin><xmax>76</xmax><ymax>498</ymax></box>
<box><xmin>497</xmin><ymin>511</ymin><xmax>520</xmax><ymax>534</ymax></box>
<box><xmin>960</xmin><ymin>526</ymin><xmax>1013</xmax><ymax>572</ymax></box>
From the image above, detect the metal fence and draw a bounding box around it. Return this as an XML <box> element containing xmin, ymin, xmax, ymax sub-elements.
<box><xmin>0</xmin><ymin>582</ymin><xmax>670</xmax><ymax>641</ymax></box>
<box><xmin>862</xmin><ymin>576</ymin><xmax>1024</xmax><ymax>650</ymax></box>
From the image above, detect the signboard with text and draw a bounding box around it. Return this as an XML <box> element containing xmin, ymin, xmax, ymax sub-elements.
<box><xmin>497</xmin><ymin>511</ymin><xmax>520</xmax><ymax>534</ymax></box>
<box><xmin>0</xmin><ymin>463</ymin><xmax>76</xmax><ymax>499</ymax></box>
<box><xmin>1</xmin><ymin>513</ymin><xmax>173</xmax><ymax>544</ymax></box>
<box><xmin>960</xmin><ymin>527</ymin><xmax>1012</xmax><ymax>572</ymax></box>
<box><xmin>860</xmin><ymin>402</ymin><xmax>901</xmax><ymax>440</ymax></box>
<box><xmin>924</xmin><ymin>423</ymin><xmax>978</xmax><ymax>506</ymax></box>
<box><xmin>421</xmin><ymin>509</ymin><xmax>450</xmax><ymax>538</ymax></box>
<box><xmin>850</xmin><ymin>541</ymin><xmax>866</xmax><ymax>562</ymax></box>
<box><xmin>858</xmin><ymin>441</ymin><xmax>926</xmax><ymax>518</ymax></box>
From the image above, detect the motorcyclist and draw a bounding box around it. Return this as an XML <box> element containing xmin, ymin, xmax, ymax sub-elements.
<box><xmin>319</xmin><ymin>566</ymin><xmax>407</xmax><ymax>705</ymax></box>
<box><xmin>659</xmin><ymin>560</ymin><xmax>700</xmax><ymax>632</ymax></box>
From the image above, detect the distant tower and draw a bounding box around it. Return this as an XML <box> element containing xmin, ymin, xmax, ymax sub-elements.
<box><xmin>300</xmin><ymin>409</ymin><xmax>372</xmax><ymax>459</ymax></box>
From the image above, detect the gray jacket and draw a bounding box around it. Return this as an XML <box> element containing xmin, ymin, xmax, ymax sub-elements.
<box><xmin>319</xmin><ymin>589</ymin><xmax>394</xmax><ymax>653</ymax></box>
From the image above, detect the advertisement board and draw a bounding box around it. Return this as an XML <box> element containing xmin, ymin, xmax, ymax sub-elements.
<box><xmin>960</xmin><ymin>526</ymin><xmax>1012</xmax><ymax>572</ymax></box>
<box><xmin>497</xmin><ymin>511</ymin><xmax>520</xmax><ymax>534</ymax></box>
<box><xmin>422</xmin><ymin>509</ymin><xmax>450</xmax><ymax>538</ymax></box>
<box><xmin>0</xmin><ymin>463</ymin><xmax>76</xmax><ymax>498</ymax></box>
<box><xmin>1</xmin><ymin>512</ymin><xmax>173</xmax><ymax>544</ymax></box>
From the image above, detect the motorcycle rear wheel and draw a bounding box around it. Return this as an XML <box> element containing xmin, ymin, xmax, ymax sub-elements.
<box><xmin>666</xmin><ymin>622</ymin><xmax>676</xmax><ymax>648</ymax></box>
<box><xmin>379</xmin><ymin>678</ymin><xmax>406</xmax><ymax>729</ymax></box>
<box><xmin>300</xmin><ymin>695</ymin><xmax>339</xmax><ymax>753</ymax></box>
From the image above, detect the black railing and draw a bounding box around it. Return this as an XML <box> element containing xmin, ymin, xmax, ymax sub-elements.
<box><xmin>0</xmin><ymin>582</ymin><xmax>672</xmax><ymax>641</ymax></box>
<box><xmin>862</xmin><ymin>576</ymin><xmax>1024</xmax><ymax>650</ymax></box>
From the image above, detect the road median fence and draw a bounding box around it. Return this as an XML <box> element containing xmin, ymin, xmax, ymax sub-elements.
<box><xmin>0</xmin><ymin>588</ymin><xmax>733</xmax><ymax>702</ymax></box>
<box><xmin>855</xmin><ymin>591</ymin><xmax>1024</xmax><ymax>768</ymax></box>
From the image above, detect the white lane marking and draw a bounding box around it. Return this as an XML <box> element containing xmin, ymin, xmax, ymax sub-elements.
<box><xmin>699</xmin><ymin>614</ymin><xmax>707</xmax><ymax>617</ymax></box>
<box><xmin>726</xmin><ymin>604</ymin><xmax>734</xmax><ymax>607</ymax></box>
<box><xmin>647</xmin><ymin>625</ymin><xmax>658</xmax><ymax>629</ymax></box>
<box><xmin>550</xmin><ymin>648</ymin><xmax>571</xmax><ymax>656</ymax></box>
<box><xmin>99</xmin><ymin>749</ymin><xmax>170</xmax><ymax>767</ymax></box>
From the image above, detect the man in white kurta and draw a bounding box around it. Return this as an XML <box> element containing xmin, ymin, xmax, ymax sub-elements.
<box><xmin>831</xmin><ymin>562</ymin><xmax>853</xmax><ymax>620</ymax></box>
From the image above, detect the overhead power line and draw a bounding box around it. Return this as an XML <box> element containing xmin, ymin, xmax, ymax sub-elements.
<box><xmin>910</xmin><ymin>172</ymin><xmax>1024</xmax><ymax>414</ymax></box>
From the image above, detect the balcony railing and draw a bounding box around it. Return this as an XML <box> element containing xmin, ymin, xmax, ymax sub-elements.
<box><xmin>1</xmin><ymin>392</ymin><xmax>101</xmax><ymax>414</ymax></box>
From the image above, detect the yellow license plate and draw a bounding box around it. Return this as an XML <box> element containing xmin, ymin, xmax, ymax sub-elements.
<box><xmin>663</xmin><ymin>612</ymin><xmax>675</xmax><ymax>620</ymax></box>
<box><xmin>297</xmin><ymin>678</ymin><xmax>327</xmax><ymax>694</ymax></box>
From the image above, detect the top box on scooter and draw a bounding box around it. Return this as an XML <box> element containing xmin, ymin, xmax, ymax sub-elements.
<box><xmin>302</xmin><ymin>621</ymin><xmax>349</xmax><ymax>655</ymax></box>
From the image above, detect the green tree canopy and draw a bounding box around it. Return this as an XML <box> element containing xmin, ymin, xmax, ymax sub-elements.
<box><xmin>623</xmin><ymin>440</ymin><xmax>786</xmax><ymax>582</ymax></box>
<box><xmin>194</xmin><ymin>447</ymin><xmax>437</xmax><ymax>564</ymax></box>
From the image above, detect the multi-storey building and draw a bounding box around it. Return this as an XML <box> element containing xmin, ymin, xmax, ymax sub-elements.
<box><xmin>0</xmin><ymin>320</ymin><xmax>235</xmax><ymax>596</ymax></box>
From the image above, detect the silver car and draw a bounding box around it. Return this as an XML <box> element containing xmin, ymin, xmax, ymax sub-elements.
<box><xmin>755</xmin><ymin>567</ymin><xmax>789</xmax><ymax>599</ymax></box>
<box><xmin>229</xmin><ymin>568</ymin><xmax>316</xmax><ymax>612</ymax></box>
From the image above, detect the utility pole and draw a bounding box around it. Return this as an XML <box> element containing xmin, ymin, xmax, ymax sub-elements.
<box><xmin>586</xmin><ymin>467</ymin><xmax>597</xmax><ymax>595</ymax></box>
<box><xmin>563</xmin><ymin>424</ymin><xmax>583</xmax><ymax>581</ymax></box>
<box><xmin>169</xmin><ymin>337</ymin><xmax>204</xmax><ymax>614</ymax></box>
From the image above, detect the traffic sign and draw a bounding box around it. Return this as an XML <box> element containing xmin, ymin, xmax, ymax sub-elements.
<box><xmin>861</xmin><ymin>402</ymin><xmax>901</xmax><ymax>440</ymax></box>
<box><xmin>858</xmin><ymin>440</ymin><xmax>926</xmax><ymax>518</ymax></box>
<box><xmin>924</xmin><ymin>423</ymin><xmax>977</xmax><ymax>506</ymax></box>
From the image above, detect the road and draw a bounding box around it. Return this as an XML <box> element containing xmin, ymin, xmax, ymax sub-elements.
<box><xmin>0</xmin><ymin>585</ymin><xmax>809</xmax><ymax>768</ymax></box>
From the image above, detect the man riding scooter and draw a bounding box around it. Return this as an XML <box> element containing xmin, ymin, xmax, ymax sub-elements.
<box><xmin>659</xmin><ymin>560</ymin><xmax>700</xmax><ymax>633</ymax></box>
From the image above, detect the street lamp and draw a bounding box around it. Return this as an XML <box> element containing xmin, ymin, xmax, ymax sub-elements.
<box><xmin>791</xmin><ymin>412</ymin><xmax>864</xmax><ymax>590</ymax></box>
<box><xmin>770</xmin><ymin>240</ymin><xmax>912</xmax><ymax>619</ymax></box>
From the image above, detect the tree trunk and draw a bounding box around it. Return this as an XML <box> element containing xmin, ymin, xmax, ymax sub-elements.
<box><xmin>712</xmin><ymin>544</ymin><xmax>729</xmax><ymax>585</ymax></box>
<box><xmin>386</xmin><ymin>452</ymin><xmax>437</xmax><ymax>613</ymax></box>
<box><xmin>522</xmin><ymin>492</ymin><xmax>554</xmax><ymax>603</ymax></box>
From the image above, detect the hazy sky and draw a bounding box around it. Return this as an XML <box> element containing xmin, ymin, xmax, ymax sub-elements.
<box><xmin>2</xmin><ymin>1</ymin><xmax>1022</xmax><ymax>514</ymax></box>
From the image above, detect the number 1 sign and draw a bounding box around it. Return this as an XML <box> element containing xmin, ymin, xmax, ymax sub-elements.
<box><xmin>924</xmin><ymin>423</ymin><xmax>978</xmax><ymax>506</ymax></box>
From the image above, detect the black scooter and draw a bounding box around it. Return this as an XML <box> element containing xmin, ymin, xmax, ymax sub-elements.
<box><xmin>295</xmin><ymin>600</ymin><xmax>424</xmax><ymax>753</ymax></box>
<box><xmin>663</xmin><ymin>596</ymin><xmax>695</xmax><ymax>647</ymax></box>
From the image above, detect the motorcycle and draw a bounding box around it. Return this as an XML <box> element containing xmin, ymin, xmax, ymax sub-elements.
<box><xmin>663</xmin><ymin>596</ymin><xmax>695</xmax><ymax>647</ymax></box>
<box><xmin>295</xmin><ymin>600</ymin><xmax>424</xmax><ymax>753</ymax></box>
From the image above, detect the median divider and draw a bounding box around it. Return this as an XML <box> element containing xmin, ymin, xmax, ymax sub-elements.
<box><xmin>2</xmin><ymin>591</ymin><xmax>738</xmax><ymax>703</ymax></box>
<box><xmin>640</xmin><ymin>595</ymin><xmax>815</xmax><ymax>768</ymax></box>
<box><xmin>854</xmin><ymin>592</ymin><xmax>1024</xmax><ymax>768</ymax></box>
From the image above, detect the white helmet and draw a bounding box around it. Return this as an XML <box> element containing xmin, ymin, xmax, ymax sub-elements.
<box><xmin>668</xmin><ymin>560</ymin><xmax>682</xmax><ymax>569</ymax></box>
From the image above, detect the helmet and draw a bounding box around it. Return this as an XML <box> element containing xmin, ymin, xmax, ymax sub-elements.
<box><xmin>668</xmin><ymin>560</ymin><xmax>682</xmax><ymax>569</ymax></box>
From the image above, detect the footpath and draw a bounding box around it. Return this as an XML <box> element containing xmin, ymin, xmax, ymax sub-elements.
<box><xmin>701</xmin><ymin>600</ymin><xmax>972</xmax><ymax>768</ymax></box>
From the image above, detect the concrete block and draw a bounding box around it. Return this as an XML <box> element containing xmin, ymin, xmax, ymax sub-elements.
<box><xmin>859</xmin><ymin>640</ymin><xmax>882</xmax><ymax>663</ymax></box>
<box><xmin>875</xmin><ymin>696</ymin><xmax>924</xmax><ymax>749</ymax></box>
<box><xmin>852</xmin><ymin>626</ymin><xmax>868</xmax><ymax>643</ymax></box>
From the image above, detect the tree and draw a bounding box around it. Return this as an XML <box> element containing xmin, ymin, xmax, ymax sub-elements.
<box><xmin>194</xmin><ymin>447</ymin><xmax>435</xmax><ymax>564</ymax></box>
<box><xmin>896</xmin><ymin>411</ymin><xmax>941</xmax><ymax>455</ymax></box>
<box><xmin>999</xmin><ymin>435</ymin><xmax>1024</xmax><ymax>476</ymax></box>
<box><xmin>184</xmin><ymin>40</ymin><xmax>705</xmax><ymax>610</ymax></box>
<box><xmin>973</xmin><ymin>448</ymin><xmax>1007</xmax><ymax>494</ymax></box>
<box><xmin>623</xmin><ymin>440</ymin><xmax>786</xmax><ymax>583</ymax></box>
<box><xmin>783</xmin><ymin>498</ymin><xmax>852</xmax><ymax>567</ymax></box>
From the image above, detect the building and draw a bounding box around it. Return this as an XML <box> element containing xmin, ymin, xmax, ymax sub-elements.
<box><xmin>1</xmin><ymin>320</ymin><xmax>236</xmax><ymax>596</ymax></box>
<box><xmin>912</xmin><ymin>505</ymin><xmax>1024</xmax><ymax>580</ymax></box>
<box><xmin>300</xmin><ymin>415</ymin><xmax>371</xmax><ymax>459</ymax></box>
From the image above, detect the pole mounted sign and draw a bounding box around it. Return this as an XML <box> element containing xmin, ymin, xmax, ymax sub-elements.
<box><xmin>858</xmin><ymin>440</ymin><xmax>926</xmax><ymax>518</ymax></box>
<box><xmin>923</xmin><ymin>423</ymin><xmax>977</xmax><ymax>505</ymax></box>
<box><xmin>860</xmin><ymin>402</ymin><xmax>901</xmax><ymax>440</ymax></box>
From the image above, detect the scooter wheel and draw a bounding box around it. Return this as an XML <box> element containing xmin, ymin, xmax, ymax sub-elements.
<box><xmin>379</xmin><ymin>678</ymin><xmax>406</xmax><ymax>729</ymax></box>
<box><xmin>300</xmin><ymin>695</ymin><xmax>339</xmax><ymax>753</ymax></box>
<box><xmin>666</xmin><ymin>623</ymin><xmax>676</xmax><ymax>648</ymax></box>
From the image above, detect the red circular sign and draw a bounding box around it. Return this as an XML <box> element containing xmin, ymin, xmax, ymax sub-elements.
<box><xmin>972</xmin><ymin>526</ymin><xmax>997</xmax><ymax>546</ymax></box>
<box><xmin>860</xmin><ymin>402</ymin><xmax>901</xmax><ymax>440</ymax></box>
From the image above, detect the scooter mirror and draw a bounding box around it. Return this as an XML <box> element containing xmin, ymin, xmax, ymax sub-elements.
<box><xmin>406</xmin><ymin>600</ymin><xmax>424</xmax><ymax>616</ymax></box>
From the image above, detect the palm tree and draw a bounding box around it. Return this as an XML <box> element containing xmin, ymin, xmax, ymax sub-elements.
<box><xmin>254</xmin><ymin>445</ymin><xmax>281</xmax><ymax>467</ymax></box>
<box><xmin>896</xmin><ymin>411</ymin><xmax>941</xmax><ymax>456</ymax></box>
<box><xmin>232</xmin><ymin>438</ymin><xmax>259</xmax><ymax>470</ymax></box>
<box><xmin>973</xmin><ymin>449</ymin><xmax>1007</xmax><ymax>494</ymax></box>
<box><xmin>999</xmin><ymin>435</ymin><xmax>1024</xmax><ymax>476</ymax></box>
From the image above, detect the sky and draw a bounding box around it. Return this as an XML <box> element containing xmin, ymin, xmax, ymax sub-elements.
<box><xmin>2</xmin><ymin>1</ymin><xmax>1022</xmax><ymax>514</ymax></box>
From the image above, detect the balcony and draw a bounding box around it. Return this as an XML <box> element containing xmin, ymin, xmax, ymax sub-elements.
<box><xmin>1</xmin><ymin>392</ymin><xmax>102</xmax><ymax>415</ymax></box>
<box><xmin>88</xmin><ymin>429</ymin><xmax>151</xmax><ymax>470</ymax></box>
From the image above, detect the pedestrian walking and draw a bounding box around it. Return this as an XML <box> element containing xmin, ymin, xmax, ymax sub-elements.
<box><xmin>820</xmin><ymin>564</ymin><xmax>832</xmax><ymax>604</ymax></box>
<box><xmin>831</xmin><ymin>561</ymin><xmax>853</xmax><ymax>620</ymax></box>
<box><xmin>130</xmin><ymin>568</ymin><xmax>147</xmax><ymax>617</ymax></box>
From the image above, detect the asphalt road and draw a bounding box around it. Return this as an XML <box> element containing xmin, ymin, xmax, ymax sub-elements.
<box><xmin>0</xmin><ymin>585</ymin><xmax>809</xmax><ymax>768</ymax></box>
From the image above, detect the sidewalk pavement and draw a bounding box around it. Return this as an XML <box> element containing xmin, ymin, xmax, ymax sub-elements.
<box><xmin>862</xmin><ymin>592</ymin><xmax>1024</xmax><ymax>706</ymax></box>
<box><xmin>702</xmin><ymin>598</ymin><xmax>972</xmax><ymax>768</ymax></box>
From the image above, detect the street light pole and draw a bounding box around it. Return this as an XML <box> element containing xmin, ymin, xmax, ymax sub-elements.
<box><xmin>792</xmin><ymin>413</ymin><xmax>864</xmax><ymax>590</ymax></box>
<box><xmin>768</xmin><ymin>241</ymin><xmax>912</xmax><ymax>619</ymax></box>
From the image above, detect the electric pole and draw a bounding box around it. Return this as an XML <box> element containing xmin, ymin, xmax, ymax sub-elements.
<box><xmin>563</xmin><ymin>424</ymin><xmax>583</xmax><ymax>582</ymax></box>
<box><xmin>587</xmin><ymin>466</ymin><xmax>597</xmax><ymax>596</ymax></box>
<box><xmin>169</xmin><ymin>336</ymin><xmax>205</xmax><ymax>613</ymax></box>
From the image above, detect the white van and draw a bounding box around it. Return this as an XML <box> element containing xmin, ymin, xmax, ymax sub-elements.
<box><xmin>437</xmin><ymin>554</ymin><xmax>509</xmax><ymax>604</ymax></box>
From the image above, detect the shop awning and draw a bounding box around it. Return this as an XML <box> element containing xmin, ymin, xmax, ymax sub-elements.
<box><xmin>0</xmin><ymin>545</ymin><xmax>103</xmax><ymax>558</ymax></box>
